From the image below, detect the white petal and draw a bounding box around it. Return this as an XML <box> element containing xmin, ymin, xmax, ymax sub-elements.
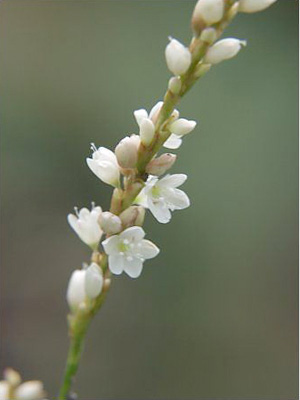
<box><xmin>139</xmin><ymin>118</ymin><xmax>155</xmax><ymax>145</ymax></box>
<box><xmin>149</xmin><ymin>101</ymin><xmax>163</xmax><ymax>122</ymax></box>
<box><xmin>123</xmin><ymin>257</ymin><xmax>143</xmax><ymax>278</ymax></box>
<box><xmin>239</xmin><ymin>0</ymin><xmax>277</xmax><ymax>13</ymax></box>
<box><xmin>66</xmin><ymin>270</ymin><xmax>86</xmax><ymax>309</ymax></box>
<box><xmin>15</xmin><ymin>381</ymin><xmax>44</xmax><ymax>400</ymax></box>
<box><xmin>93</xmin><ymin>147</ymin><xmax>117</xmax><ymax>165</ymax></box>
<box><xmin>120</xmin><ymin>226</ymin><xmax>145</xmax><ymax>242</ymax></box>
<box><xmin>169</xmin><ymin>118</ymin><xmax>196</xmax><ymax>135</ymax></box>
<box><xmin>108</xmin><ymin>254</ymin><xmax>124</xmax><ymax>275</ymax></box>
<box><xmin>102</xmin><ymin>235</ymin><xmax>120</xmax><ymax>255</ymax></box>
<box><xmin>158</xmin><ymin>173</ymin><xmax>187</xmax><ymax>188</ymax></box>
<box><xmin>163</xmin><ymin>188</ymin><xmax>190</xmax><ymax>210</ymax></box>
<box><xmin>86</xmin><ymin>158</ymin><xmax>120</xmax><ymax>187</ymax></box>
<box><xmin>163</xmin><ymin>134</ymin><xmax>182</xmax><ymax>149</ymax></box>
<box><xmin>148</xmin><ymin>198</ymin><xmax>172</xmax><ymax>224</ymax></box>
<box><xmin>134</xmin><ymin>109</ymin><xmax>148</xmax><ymax>126</ymax></box>
<box><xmin>85</xmin><ymin>263</ymin><xmax>103</xmax><ymax>299</ymax></box>
<box><xmin>138</xmin><ymin>239</ymin><xmax>160</xmax><ymax>259</ymax></box>
<box><xmin>134</xmin><ymin>189</ymin><xmax>149</xmax><ymax>208</ymax></box>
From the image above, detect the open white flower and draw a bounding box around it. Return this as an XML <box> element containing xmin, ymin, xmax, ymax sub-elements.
<box><xmin>164</xmin><ymin>111</ymin><xmax>196</xmax><ymax>150</ymax></box>
<box><xmin>67</xmin><ymin>205</ymin><xmax>103</xmax><ymax>249</ymax></box>
<box><xmin>136</xmin><ymin>174</ymin><xmax>190</xmax><ymax>223</ymax></box>
<box><xmin>102</xmin><ymin>226</ymin><xmax>159</xmax><ymax>278</ymax></box>
<box><xmin>86</xmin><ymin>144</ymin><xmax>120</xmax><ymax>187</ymax></box>
<box><xmin>67</xmin><ymin>263</ymin><xmax>103</xmax><ymax>310</ymax></box>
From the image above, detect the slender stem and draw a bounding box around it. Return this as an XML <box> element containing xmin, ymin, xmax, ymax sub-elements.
<box><xmin>58</xmin><ymin>2</ymin><xmax>239</xmax><ymax>398</ymax></box>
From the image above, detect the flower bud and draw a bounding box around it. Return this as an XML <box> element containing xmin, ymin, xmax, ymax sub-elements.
<box><xmin>99</xmin><ymin>211</ymin><xmax>122</xmax><ymax>234</ymax></box>
<box><xmin>14</xmin><ymin>380</ymin><xmax>45</xmax><ymax>400</ymax></box>
<box><xmin>168</xmin><ymin>77</ymin><xmax>182</xmax><ymax>94</ymax></box>
<box><xmin>239</xmin><ymin>0</ymin><xmax>277</xmax><ymax>13</ymax></box>
<box><xmin>85</xmin><ymin>263</ymin><xmax>103</xmax><ymax>299</ymax></box>
<box><xmin>0</xmin><ymin>381</ymin><xmax>9</xmax><ymax>400</ymax></box>
<box><xmin>4</xmin><ymin>368</ymin><xmax>21</xmax><ymax>387</ymax></box>
<box><xmin>146</xmin><ymin>153</ymin><xmax>177</xmax><ymax>176</ymax></box>
<box><xmin>205</xmin><ymin>38</ymin><xmax>246</xmax><ymax>64</ymax></box>
<box><xmin>169</xmin><ymin>118</ymin><xmax>197</xmax><ymax>135</ymax></box>
<box><xmin>200</xmin><ymin>27</ymin><xmax>217</xmax><ymax>44</ymax></box>
<box><xmin>66</xmin><ymin>270</ymin><xmax>86</xmax><ymax>310</ymax></box>
<box><xmin>194</xmin><ymin>62</ymin><xmax>212</xmax><ymax>78</ymax></box>
<box><xmin>115</xmin><ymin>135</ymin><xmax>140</xmax><ymax>169</ymax></box>
<box><xmin>165</xmin><ymin>38</ymin><xmax>192</xmax><ymax>76</ymax></box>
<box><xmin>119</xmin><ymin>206</ymin><xmax>145</xmax><ymax>228</ymax></box>
<box><xmin>139</xmin><ymin>118</ymin><xmax>155</xmax><ymax>145</ymax></box>
<box><xmin>192</xmin><ymin>0</ymin><xmax>224</xmax><ymax>36</ymax></box>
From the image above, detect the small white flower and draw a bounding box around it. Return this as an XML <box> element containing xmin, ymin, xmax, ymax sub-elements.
<box><xmin>136</xmin><ymin>174</ymin><xmax>190</xmax><ymax>223</ymax></box>
<box><xmin>192</xmin><ymin>0</ymin><xmax>224</xmax><ymax>27</ymax></box>
<box><xmin>102</xmin><ymin>226</ymin><xmax>159</xmax><ymax>278</ymax></box>
<box><xmin>15</xmin><ymin>380</ymin><xmax>45</xmax><ymax>400</ymax></box>
<box><xmin>67</xmin><ymin>263</ymin><xmax>103</xmax><ymax>310</ymax></box>
<box><xmin>0</xmin><ymin>381</ymin><xmax>9</xmax><ymax>400</ymax></box>
<box><xmin>67</xmin><ymin>205</ymin><xmax>103</xmax><ymax>249</ymax></box>
<box><xmin>86</xmin><ymin>144</ymin><xmax>120</xmax><ymax>187</ymax></box>
<box><xmin>205</xmin><ymin>38</ymin><xmax>247</xmax><ymax>65</ymax></box>
<box><xmin>163</xmin><ymin>111</ymin><xmax>197</xmax><ymax>150</ymax></box>
<box><xmin>165</xmin><ymin>38</ymin><xmax>192</xmax><ymax>76</ymax></box>
<box><xmin>239</xmin><ymin>0</ymin><xmax>277</xmax><ymax>13</ymax></box>
<box><xmin>99</xmin><ymin>211</ymin><xmax>122</xmax><ymax>235</ymax></box>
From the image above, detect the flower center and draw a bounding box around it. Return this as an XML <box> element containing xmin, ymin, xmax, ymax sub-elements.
<box><xmin>151</xmin><ymin>185</ymin><xmax>161</xmax><ymax>198</ymax></box>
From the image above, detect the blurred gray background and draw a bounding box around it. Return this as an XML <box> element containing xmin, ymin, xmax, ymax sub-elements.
<box><xmin>0</xmin><ymin>1</ymin><xmax>298</xmax><ymax>399</ymax></box>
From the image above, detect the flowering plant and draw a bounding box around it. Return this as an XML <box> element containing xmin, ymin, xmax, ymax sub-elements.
<box><xmin>1</xmin><ymin>0</ymin><xmax>278</xmax><ymax>399</ymax></box>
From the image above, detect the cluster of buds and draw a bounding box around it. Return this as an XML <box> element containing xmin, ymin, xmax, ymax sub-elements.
<box><xmin>66</xmin><ymin>0</ymin><xmax>277</xmax><ymax>310</ymax></box>
<box><xmin>0</xmin><ymin>368</ymin><xmax>47</xmax><ymax>400</ymax></box>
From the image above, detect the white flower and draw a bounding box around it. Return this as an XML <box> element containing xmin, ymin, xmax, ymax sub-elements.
<box><xmin>239</xmin><ymin>0</ymin><xmax>277</xmax><ymax>13</ymax></box>
<box><xmin>134</xmin><ymin>101</ymin><xmax>163</xmax><ymax>127</ymax></box>
<box><xmin>192</xmin><ymin>0</ymin><xmax>224</xmax><ymax>27</ymax></box>
<box><xmin>139</xmin><ymin>118</ymin><xmax>155</xmax><ymax>145</ymax></box>
<box><xmin>136</xmin><ymin>174</ymin><xmax>190</xmax><ymax>223</ymax></box>
<box><xmin>205</xmin><ymin>38</ymin><xmax>247</xmax><ymax>65</ymax></box>
<box><xmin>165</xmin><ymin>38</ymin><xmax>192</xmax><ymax>76</ymax></box>
<box><xmin>0</xmin><ymin>381</ymin><xmax>9</xmax><ymax>400</ymax></box>
<box><xmin>102</xmin><ymin>226</ymin><xmax>159</xmax><ymax>278</ymax></box>
<box><xmin>15</xmin><ymin>380</ymin><xmax>45</xmax><ymax>400</ymax></box>
<box><xmin>115</xmin><ymin>135</ymin><xmax>140</xmax><ymax>168</ymax></box>
<box><xmin>99</xmin><ymin>211</ymin><xmax>122</xmax><ymax>235</ymax></box>
<box><xmin>86</xmin><ymin>144</ymin><xmax>120</xmax><ymax>187</ymax></box>
<box><xmin>67</xmin><ymin>263</ymin><xmax>103</xmax><ymax>310</ymax></box>
<box><xmin>163</xmin><ymin>111</ymin><xmax>197</xmax><ymax>150</ymax></box>
<box><xmin>67</xmin><ymin>205</ymin><xmax>102</xmax><ymax>249</ymax></box>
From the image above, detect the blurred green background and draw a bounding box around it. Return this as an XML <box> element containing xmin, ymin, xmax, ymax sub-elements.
<box><xmin>0</xmin><ymin>1</ymin><xmax>298</xmax><ymax>399</ymax></box>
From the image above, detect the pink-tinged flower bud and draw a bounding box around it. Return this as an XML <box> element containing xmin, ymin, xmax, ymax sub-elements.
<box><xmin>165</xmin><ymin>38</ymin><xmax>192</xmax><ymax>76</ymax></box>
<box><xmin>115</xmin><ymin>135</ymin><xmax>140</xmax><ymax>168</ymax></box>
<box><xmin>239</xmin><ymin>0</ymin><xmax>277</xmax><ymax>13</ymax></box>
<box><xmin>146</xmin><ymin>153</ymin><xmax>177</xmax><ymax>176</ymax></box>
<box><xmin>139</xmin><ymin>118</ymin><xmax>155</xmax><ymax>145</ymax></box>
<box><xmin>205</xmin><ymin>38</ymin><xmax>246</xmax><ymax>65</ymax></box>
<box><xmin>192</xmin><ymin>0</ymin><xmax>224</xmax><ymax>36</ymax></box>
<box><xmin>119</xmin><ymin>206</ymin><xmax>145</xmax><ymax>228</ymax></box>
<box><xmin>99</xmin><ymin>211</ymin><xmax>122</xmax><ymax>234</ymax></box>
